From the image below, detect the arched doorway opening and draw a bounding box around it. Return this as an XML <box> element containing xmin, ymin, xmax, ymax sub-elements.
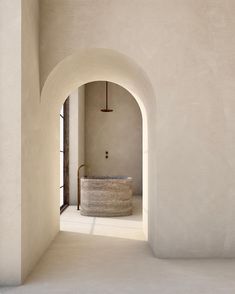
<box><xmin>41</xmin><ymin>48</ymin><xmax>157</xmax><ymax>244</ymax></box>
<box><xmin>59</xmin><ymin>81</ymin><xmax>144</xmax><ymax>240</ymax></box>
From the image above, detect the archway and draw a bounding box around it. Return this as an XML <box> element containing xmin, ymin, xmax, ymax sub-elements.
<box><xmin>41</xmin><ymin>48</ymin><xmax>157</xmax><ymax>243</ymax></box>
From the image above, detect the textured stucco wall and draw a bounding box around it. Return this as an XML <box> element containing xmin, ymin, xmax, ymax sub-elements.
<box><xmin>40</xmin><ymin>0</ymin><xmax>235</xmax><ymax>258</ymax></box>
<box><xmin>69</xmin><ymin>87</ymin><xmax>85</xmax><ymax>205</ymax></box>
<box><xmin>0</xmin><ymin>0</ymin><xmax>21</xmax><ymax>285</ymax></box>
<box><xmin>21</xmin><ymin>0</ymin><xmax>59</xmax><ymax>283</ymax></box>
<box><xmin>85</xmin><ymin>81</ymin><xmax>142</xmax><ymax>195</ymax></box>
<box><xmin>78</xmin><ymin>87</ymin><xmax>86</xmax><ymax>182</ymax></box>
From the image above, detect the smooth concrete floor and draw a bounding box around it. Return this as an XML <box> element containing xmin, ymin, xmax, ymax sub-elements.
<box><xmin>2</xmin><ymin>197</ymin><xmax>235</xmax><ymax>294</ymax></box>
<box><xmin>1</xmin><ymin>232</ymin><xmax>235</xmax><ymax>294</ymax></box>
<box><xmin>60</xmin><ymin>196</ymin><xmax>145</xmax><ymax>241</ymax></box>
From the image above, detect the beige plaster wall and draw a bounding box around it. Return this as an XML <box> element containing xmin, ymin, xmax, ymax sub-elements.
<box><xmin>69</xmin><ymin>87</ymin><xmax>85</xmax><ymax>205</ymax></box>
<box><xmin>0</xmin><ymin>0</ymin><xmax>21</xmax><ymax>285</ymax></box>
<box><xmin>21</xmin><ymin>0</ymin><xmax>59</xmax><ymax>282</ymax></box>
<box><xmin>85</xmin><ymin>82</ymin><xmax>142</xmax><ymax>195</ymax></box>
<box><xmin>40</xmin><ymin>0</ymin><xmax>235</xmax><ymax>258</ymax></box>
<box><xmin>78</xmin><ymin>86</ymin><xmax>86</xmax><ymax>187</ymax></box>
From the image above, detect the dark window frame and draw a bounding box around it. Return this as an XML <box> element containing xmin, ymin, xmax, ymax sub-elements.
<box><xmin>60</xmin><ymin>98</ymin><xmax>70</xmax><ymax>213</ymax></box>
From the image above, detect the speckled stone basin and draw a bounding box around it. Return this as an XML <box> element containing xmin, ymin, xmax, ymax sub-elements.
<box><xmin>80</xmin><ymin>176</ymin><xmax>133</xmax><ymax>217</ymax></box>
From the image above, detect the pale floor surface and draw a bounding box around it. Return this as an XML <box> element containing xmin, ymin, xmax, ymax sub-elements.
<box><xmin>60</xmin><ymin>196</ymin><xmax>145</xmax><ymax>241</ymax></box>
<box><xmin>2</xmin><ymin>198</ymin><xmax>235</xmax><ymax>293</ymax></box>
<box><xmin>1</xmin><ymin>232</ymin><xmax>235</xmax><ymax>294</ymax></box>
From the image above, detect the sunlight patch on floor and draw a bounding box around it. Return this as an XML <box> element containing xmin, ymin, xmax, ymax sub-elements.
<box><xmin>60</xmin><ymin>196</ymin><xmax>145</xmax><ymax>240</ymax></box>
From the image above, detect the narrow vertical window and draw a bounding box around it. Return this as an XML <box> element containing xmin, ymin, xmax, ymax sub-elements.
<box><xmin>60</xmin><ymin>98</ymin><xmax>69</xmax><ymax>212</ymax></box>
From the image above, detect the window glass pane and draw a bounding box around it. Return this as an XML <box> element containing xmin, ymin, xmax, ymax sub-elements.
<box><xmin>60</xmin><ymin>116</ymin><xmax>64</xmax><ymax>151</ymax></box>
<box><xmin>60</xmin><ymin>187</ymin><xmax>64</xmax><ymax>207</ymax></box>
<box><xmin>60</xmin><ymin>103</ymin><xmax>66</xmax><ymax>210</ymax></box>
<box><xmin>60</xmin><ymin>152</ymin><xmax>64</xmax><ymax>187</ymax></box>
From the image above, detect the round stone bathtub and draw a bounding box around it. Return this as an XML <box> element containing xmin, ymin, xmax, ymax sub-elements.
<box><xmin>80</xmin><ymin>176</ymin><xmax>133</xmax><ymax>217</ymax></box>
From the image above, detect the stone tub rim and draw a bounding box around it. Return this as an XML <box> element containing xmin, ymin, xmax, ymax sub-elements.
<box><xmin>81</xmin><ymin>176</ymin><xmax>132</xmax><ymax>181</ymax></box>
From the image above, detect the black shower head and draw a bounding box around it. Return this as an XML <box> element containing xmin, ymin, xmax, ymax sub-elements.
<box><xmin>101</xmin><ymin>108</ymin><xmax>113</xmax><ymax>112</ymax></box>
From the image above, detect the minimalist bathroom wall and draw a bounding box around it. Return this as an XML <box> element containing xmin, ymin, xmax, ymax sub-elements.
<box><xmin>78</xmin><ymin>87</ymin><xmax>86</xmax><ymax>183</ymax></box>
<box><xmin>0</xmin><ymin>0</ymin><xmax>21</xmax><ymax>285</ymax></box>
<box><xmin>22</xmin><ymin>0</ymin><xmax>59</xmax><ymax>283</ymax></box>
<box><xmin>69</xmin><ymin>91</ymin><xmax>78</xmax><ymax>205</ymax></box>
<box><xmin>69</xmin><ymin>86</ymin><xmax>85</xmax><ymax>205</ymax></box>
<box><xmin>85</xmin><ymin>82</ymin><xmax>142</xmax><ymax>195</ymax></box>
